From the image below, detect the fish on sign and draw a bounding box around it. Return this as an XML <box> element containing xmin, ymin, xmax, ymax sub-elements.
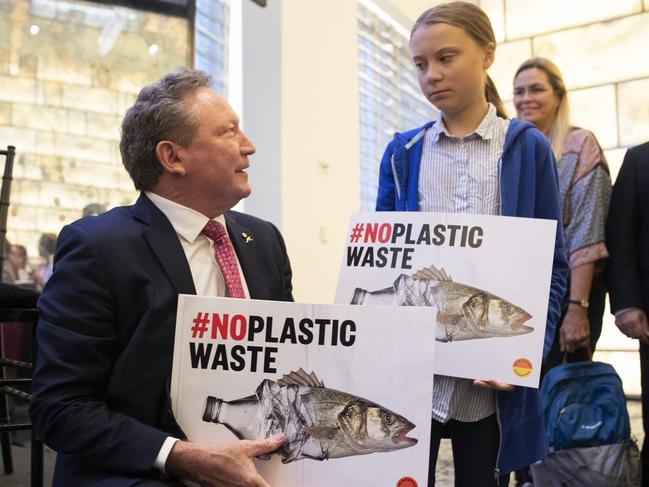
<box><xmin>202</xmin><ymin>368</ymin><xmax>417</xmax><ymax>463</ymax></box>
<box><xmin>352</xmin><ymin>265</ymin><xmax>533</xmax><ymax>342</ymax></box>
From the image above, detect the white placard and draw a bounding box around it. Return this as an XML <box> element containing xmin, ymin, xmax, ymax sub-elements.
<box><xmin>171</xmin><ymin>295</ymin><xmax>436</xmax><ymax>487</ymax></box>
<box><xmin>334</xmin><ymin>212</ymin><xmax>556</xmax><ymax>387</ymax></box>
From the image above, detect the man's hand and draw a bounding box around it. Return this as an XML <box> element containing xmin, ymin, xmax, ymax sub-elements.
<box><xmin>473</xmin><ymin>379</ymin><xmax>514</xmax><ymax>391</ymax></box>
<box><xmin>616</xmin><ymin>309</ymin><xmax>649</xmax><ymax>345</ymax></box>
<box><xmin>166</xmin><ymin>434</ymin><xmax>286</xmax><ymax>487</ymax></box>
<box><xmin>560</xmin><ymin>306</ymin><xmax>590</xmax><ymax>353</ymax></box>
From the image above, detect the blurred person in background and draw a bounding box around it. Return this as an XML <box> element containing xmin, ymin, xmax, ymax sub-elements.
<box><xmin>7</xmin><ymin>244</ymin><xmax>34</xmax><ymax>285</ymax></box>
<box><xmin>2</xmin><ymin>240</ymin><xmax>14</xmax><ymax>284</ymax></box>
<box><xmin>1</xmin><ymin>240</ymin><xmax>22</xmax><ymax>362</ymax></box>
<box><xmin>33</xmin><ymin>232</ymin><xmax>57</xmax><ymax>290</ymax></box>
<box><xmin>513</xmin><ymin>57</ymin><xmax>611</xmax><ymax>369</ymax></box>
<box><xmin>82</xmin><ymin>203</ymin><xmax>106</xmax><ymax>218</ymax></box>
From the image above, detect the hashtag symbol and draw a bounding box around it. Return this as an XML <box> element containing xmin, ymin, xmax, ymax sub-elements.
<box><xmin>349</xmin><ymin>223</ymin><xmax>364</xmax><ymax>243</ymax></box>
<box><xmin>191</xmin><ymin>312</ymin><xmax>210</xmax><ymax>338</ymax></box>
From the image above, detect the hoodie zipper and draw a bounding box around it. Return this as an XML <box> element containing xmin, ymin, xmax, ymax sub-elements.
<box><xmin>497</xmin><ymin>155</ymin><xmax>503</xmax><ymax>216</ymax></box>
<box><xmin>494</xmin><ymin>123</ymin><xmax>530</xmax><ymax>481</ymax></box>
<box><xmin>494</xmin><ymin>396</ymin><xmax>502</xmax><ymax>481</ymax></box>
<box><xmin>390</xmin><ymin>153</ymin><xmax>401</xmax><ymax>202</ymax></box>
<box><xmin>391</xmin><ymin>128</ymin><xmax>427</xmax><ymax>206</ymax></box>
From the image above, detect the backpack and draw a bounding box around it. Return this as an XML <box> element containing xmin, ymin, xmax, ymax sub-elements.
<box><xmin>540</xmin><ymin>361</ymin><xmax>630</xmax><ymax>450</ymax></box>
<box><xmin>530</xmin><ymin>440</ymin><xmax>641</xmax><ymax>487</ymax></box>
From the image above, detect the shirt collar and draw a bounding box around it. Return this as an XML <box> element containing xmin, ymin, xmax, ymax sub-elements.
<box><xmin>145</xmin><ymin>191</ymin><xmax>227</xmax><ymax>243</ymax></box>
<box><xmin>429</xmin><ymin>110</ymin><xmax>446</xmax><ymax>143</ymax></box>
<box><xmin>430</xmin><ymin>103</ymin><xmax>498</xmax><ymax>142</ymax></box>
<box><xmin>474</xmin><ymin>103</ymin><xmax>497</xmax><ymax>140</ymax></box>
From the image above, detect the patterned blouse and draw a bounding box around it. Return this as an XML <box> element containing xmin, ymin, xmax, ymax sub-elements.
<box><xmin>556</xmin><ymin>128</ymin><xmax>611</xmax><ymax>269</ymax></box>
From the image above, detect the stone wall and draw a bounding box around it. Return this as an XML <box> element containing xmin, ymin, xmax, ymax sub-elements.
<box><xmin>484</xmin><ymin>0</ymin><xmax>649</xmax><ymax>182</ymax></box>
<box><xmin>0</xmin><ymin>0</ymin><xmax>190</xmax><ymax>260</ymax></box>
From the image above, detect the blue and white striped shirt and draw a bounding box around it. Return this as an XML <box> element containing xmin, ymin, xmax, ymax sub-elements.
<box><xmin>418</xmin><ymin>103</ymin><xmax>510</xmax><ymax>423</ymax></box>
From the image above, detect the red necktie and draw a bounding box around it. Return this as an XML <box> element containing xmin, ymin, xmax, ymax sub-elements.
<box><xmin>201</xmin><ymin>221</ymin><xmax>246</xmax><ymax>298</ymax></box>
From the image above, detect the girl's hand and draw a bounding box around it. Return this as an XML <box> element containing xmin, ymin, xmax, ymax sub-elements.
<box><xmin>560</xmin><ymin>306</ymin><xmax>590</xmax><ymax>353</ymax></box>
<box><xmin>473</xmin><ymin>379</ymin><xmax>514</xmax><ymax>391</ymax></box>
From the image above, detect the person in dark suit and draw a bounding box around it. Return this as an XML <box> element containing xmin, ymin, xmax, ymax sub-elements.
<box><xmin>607</xmin><ymin>140</ymin><xmax>649</xmax><ymax>486</ymax></box>
<box><xmin>30</xmin><ymin>69</ymin><xmax>293</xmax><ymax>487</ymax></box>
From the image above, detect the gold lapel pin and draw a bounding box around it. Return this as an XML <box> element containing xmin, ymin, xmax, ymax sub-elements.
<box><xmin>241</xmin><ymin>232</ymin><xmax>253</xmax><ymax>244</ymax></box>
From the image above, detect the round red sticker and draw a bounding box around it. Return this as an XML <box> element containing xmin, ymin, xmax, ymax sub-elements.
<box><xmin>397</xmin><ymin>477</ymin><xmax>418</xmax><ymax>487</ymax></box>
<box><xmin>513</xmin><ymin>357</ymin><xmax>533</xmax><ymax>377</ymax></box>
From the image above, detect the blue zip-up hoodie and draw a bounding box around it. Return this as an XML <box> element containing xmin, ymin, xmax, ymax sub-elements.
<box><xmin>376</xmin><ymin>118</ymin><xmax>569</xmax><ymax>474</ymax></box>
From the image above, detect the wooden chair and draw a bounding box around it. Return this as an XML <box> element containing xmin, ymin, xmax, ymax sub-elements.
<box><xmin>0</xmin><ymin>145</ymin><xmax>43</xmax><ymax>487</ymax></box>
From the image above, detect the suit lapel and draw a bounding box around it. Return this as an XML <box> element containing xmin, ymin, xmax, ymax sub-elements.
<box><xmin>225</xmin><ymin>212</ymin><xmax>268</xmax><ymax>299</ymax></box>
<box><xmin>132</xmin><ymin>194</ymin><xmax>196</xmax><ymax>296</ymax></box>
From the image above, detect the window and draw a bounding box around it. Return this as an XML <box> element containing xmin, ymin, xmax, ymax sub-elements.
<box><xmin>0</xmin><ymin>0</ymin><xmax>230</xmax><ymax>265</ymax></box>
<box><xmin>194</xmin><ymin>0</ymin><xmax>230</xmax><ymax>97</ymax></box>
<box><xmin>357</xmin><ymin>1</ymin><xmax>433</xmax><ymax>210</ymax></box>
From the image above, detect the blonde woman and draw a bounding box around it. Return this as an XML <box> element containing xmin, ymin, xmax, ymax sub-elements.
<box><xmin>513</xmin><ymin>58</ymin><xmax>611</xmax><ymax>368</ymax></box>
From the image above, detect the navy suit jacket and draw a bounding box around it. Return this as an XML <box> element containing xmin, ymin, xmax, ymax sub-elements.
<box><xmin>30</xmin><ymin>194</ymin><xmax>293</xmax><ymax>486</ymax></box>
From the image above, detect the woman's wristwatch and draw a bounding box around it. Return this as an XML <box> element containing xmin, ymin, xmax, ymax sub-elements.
<box><xmin>568</xmin><ymin>298</ymin><xmax>589</xmax><ymax>309</ymax></box>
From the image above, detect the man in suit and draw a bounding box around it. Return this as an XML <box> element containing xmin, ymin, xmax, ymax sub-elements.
<box><xmin>30</xmin><ymin>69</ymin><xmax>293</xmax><ymax>487</ymax></box>
<box><xmin>607</xmin><ymin>140</ymin><xmax>649</xmax><ymax>485</ymax></box>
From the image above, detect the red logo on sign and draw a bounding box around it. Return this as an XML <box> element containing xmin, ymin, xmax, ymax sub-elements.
<box><xmin>397</xmin><ymin>477</ymin><xmax>418</xmax><ymax>487</ymax></box>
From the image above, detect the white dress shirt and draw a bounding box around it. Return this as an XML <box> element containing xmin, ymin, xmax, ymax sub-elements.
<box><xmin>145</xmin><ymin>191</ymin><xmax>250</xmax><ymax>474</ymax></box>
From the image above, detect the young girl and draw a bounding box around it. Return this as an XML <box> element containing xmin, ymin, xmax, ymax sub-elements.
<box><xmin>375</xmin><ymin>3</ymin><xmax>568</xmax><ymax>485</ymax></box>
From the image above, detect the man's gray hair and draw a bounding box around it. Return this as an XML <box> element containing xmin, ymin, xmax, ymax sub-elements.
<box><xmin>120</xmin><ymin>68</ymin><xmax>212</xmax><ymax>191</ymax></box>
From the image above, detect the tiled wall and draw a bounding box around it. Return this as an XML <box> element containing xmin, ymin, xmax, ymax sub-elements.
<box><xmin>484</xmin><ymin>0</ymin><xmax>649</xmax><ymax>183</ymax></box>
<box><xmin>0</xmin><ymin>0</ymin><xmax>190</xmax><ymax>259</ymax></box>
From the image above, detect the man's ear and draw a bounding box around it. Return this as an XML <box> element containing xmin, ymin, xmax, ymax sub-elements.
<box><xmin>156</xmin><ymin>140</ymin><xmax>187</xmax><ymax>176</ymax></box>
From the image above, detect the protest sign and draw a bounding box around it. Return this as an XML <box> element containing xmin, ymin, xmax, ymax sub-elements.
<box><xmin>171</xmin><ymin>295</ymin><xmax>435</xmax><ymax>487</ymax></box>
<box><xmin>335</xmin><ymin>212</ymin><xmax>556</xmax><ymax>387</ymax></box>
